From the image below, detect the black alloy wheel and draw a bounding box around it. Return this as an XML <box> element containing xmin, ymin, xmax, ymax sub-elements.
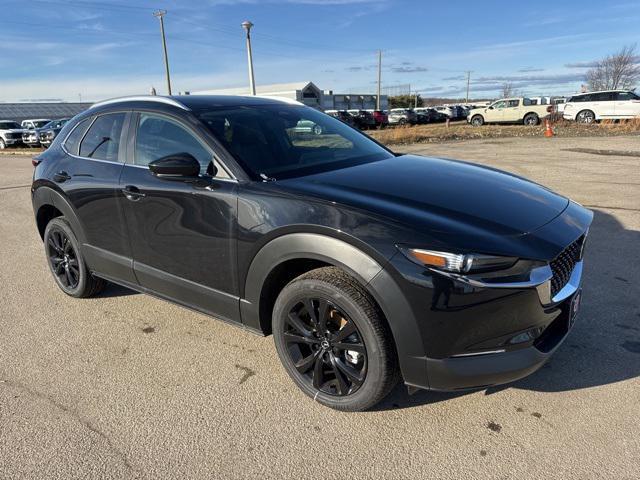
<box><xmin>43</xmin><ymin>217</ymin><xmax>105</xmax><ymax>297</ymax></box>
<box><xmin>47</xmin><ymin>228</ymin><xmax>80</xmax><ymax>290</ymax></box>
<box><xmin>273</xmin><ymin>267</ymin><xmax>398</xmax><ymax>411</ymax></box>
<box><xmin>283</xmin><ymin>297</ymin><xmax>367</xmax><ymax>396</ymax></box>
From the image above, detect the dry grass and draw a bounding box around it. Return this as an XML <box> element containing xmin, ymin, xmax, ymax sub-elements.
<box><xmin>369</xmin><ymin>118</ymin><xmax>640</xmax><ymax>145</ymax></box>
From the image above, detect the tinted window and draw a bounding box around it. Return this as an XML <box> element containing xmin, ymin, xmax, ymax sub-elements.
<box><xmin>507</xmin><ymin>100</ymin><xmax>520</xmax><ymax>107</ymax></box>
<box><xmin>0</xmin><ymin>121</ymin><xmax>21</xmax><ymax>129</ymax></box>
<box><xmin>616</xmin><ymin>92</ymin><xmax>639</xmax><ymax>101</ymax></box>
<box><xmin>569</xmin><ymin>95</ymin><xmax>585</xmax><ymax>103</ymax></box>
<box><xmin>592</xmin><ymin>92</ymin><xmax>615</xmax><ymax>101</ymax></box>
<box><xmin>197</xmin><ymin>104</ymin><xmax>392</xmax><ymax>179</ymax></box>
<box><xmin>63</xmin><ymin>118</ymin><xmax>92</xmax><ymax>156</ymax></box>
<box><xmin>79</xmin><ymin>113</ymin><xmax>125</xmax><ymax>161</ymax></box>
<box><xmin>135</xmin><ymin>113</ymin><xmax>217</xmax><ymax>176</ymax></box>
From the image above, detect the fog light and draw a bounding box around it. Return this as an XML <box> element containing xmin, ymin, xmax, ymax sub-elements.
<box><xmin>509</xmin><ymin>326</ymin><xmax>544</xmax><ymax>344</ymax></box>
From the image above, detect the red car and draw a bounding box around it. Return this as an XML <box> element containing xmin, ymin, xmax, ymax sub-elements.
<box><xmin>372</xmin><ymin>110</ymin><xmax>388</xmax><ymax>127</ymax></box>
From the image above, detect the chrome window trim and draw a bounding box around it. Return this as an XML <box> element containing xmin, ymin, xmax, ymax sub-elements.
<box><xmin>121</xmin><ymin>162</ymin><xmax>238</xmax><ymax>183</ymax></box>
<box><xmin>90</xmin><ymin>96</ymin><xmax>190</xmax><ymax>111</ymax></box>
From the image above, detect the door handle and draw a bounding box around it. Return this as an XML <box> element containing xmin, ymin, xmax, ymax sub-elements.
<box><xmin>53</xmin><ymin>171</ymin><xmax>71</xmax><ymax>183</ymax></box>
<box><xmin>122</xmin><ymin>185</ymin><xmax>146</xmax><ymax>201</ymax></box>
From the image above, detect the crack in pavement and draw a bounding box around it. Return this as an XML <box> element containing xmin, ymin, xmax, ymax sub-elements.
<box><xmin>0</xmin><ymin>184</ymin><xmax>30</xmax><ymax>191</ymax></box>
<box><xmin>0</xmin><ymin>378</ymin><xmax>136</xmax><ymax>475</ymax></box>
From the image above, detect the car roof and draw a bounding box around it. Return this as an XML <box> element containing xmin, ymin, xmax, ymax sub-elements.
<box><xmin>571</xmin><ymin>89</ymin><xmax>631</xmax><ymax>95</ymax></box>
<box><xmin>89</xmin><ymin>95</ymin><xmax>303</xmax><ymax>112</ymax></box>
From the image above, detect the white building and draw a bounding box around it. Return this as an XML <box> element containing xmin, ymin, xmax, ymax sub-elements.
<box><xmin>189</xmin><ymin>81</ymin><xmax>388</xmax><ymax>111</ymax></box>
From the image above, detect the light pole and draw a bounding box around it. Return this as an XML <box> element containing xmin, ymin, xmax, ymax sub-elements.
<box><xmin>242</xmin><ymin>20</ymin><xmax>256</xmax><ymax>95</ymax></box>
<box><xmin>153</xmin><ymin>10</ymin><xmax>172</xmax><ymax>95</ymax></box>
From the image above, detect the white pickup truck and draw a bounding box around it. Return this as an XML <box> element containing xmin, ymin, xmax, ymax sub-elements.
<box><xmin>467</xmin><ymin>97</ymin><xmax>552</xmax><ymax>126</ymax></box>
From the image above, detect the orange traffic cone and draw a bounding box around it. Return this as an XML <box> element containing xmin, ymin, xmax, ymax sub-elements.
<box><xmin>544</xmin><ymin>119</ymin><xmax>554</xmax><ymax>137</ymax></box>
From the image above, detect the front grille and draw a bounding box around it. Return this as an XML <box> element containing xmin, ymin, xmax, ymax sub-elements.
<box><xmin>550</xmin><ymin>235</ymin><xmax>584</xmax><ymax>297</ymax></box>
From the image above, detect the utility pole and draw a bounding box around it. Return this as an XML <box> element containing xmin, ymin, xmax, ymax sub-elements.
<box><xmin>242</xmin><ymin>21</ymin><xmax>256</xmax><ymax>95</ymax></box>
<box><xmin>153</xmin><ymin>10</ymin><xmax>172</xmax><ymax>95</ymax></box>
<box><xmin>376</xmin><ymin>49</ymin><xmax>382</xmax><ymax>110</ymax></box>
<box><xmin>414</xmin><ymin>91</ymin><xmax>418</xmax><ymax>108</ymax></box>
<box><xmin>465</xmin><ymin>71</ymin><xmax>472</xmax><ymax>104</ymax></box>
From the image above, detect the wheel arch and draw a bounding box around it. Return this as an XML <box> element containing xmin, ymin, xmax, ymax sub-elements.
<box><xmin>240</xmin><ymin>233</ymin><xmax>430</xmax><ymax>388</ymax></box>
<box><xmin>33</xmin><ymin>186</ymin><xmax>87</xmax><ymax>244</ymax></box>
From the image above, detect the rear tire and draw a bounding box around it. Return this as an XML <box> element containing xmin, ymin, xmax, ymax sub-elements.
<box><xmin>0</xmin><ymin>139</ymin><xmax>6</xmax><ymax>149</ymax></box>
<box><xmin>43</xmin><ymin>217</ymin><xmax>106</xmax><ymax>298</ymax></box>
<box><xmin>272</xmin><ymin>267</ymin><xmax>399</xmax><ymax>411</ymax></box>
<box><xmin>576</xmin><ymin>109</ymin><xmax>595</xmax><ymax>124</ymax></box>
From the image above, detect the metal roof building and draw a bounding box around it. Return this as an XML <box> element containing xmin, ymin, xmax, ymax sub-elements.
<box><xmin>0</xmin><ymin>102</ymin><xmax>91</xmax><ymax>123</ymax></box>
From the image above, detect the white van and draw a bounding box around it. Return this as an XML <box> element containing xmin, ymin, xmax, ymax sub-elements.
<box><xmin>563</xmin><ymin>90</ymin><xmax>640</xmax><ymax>123</ymax></box>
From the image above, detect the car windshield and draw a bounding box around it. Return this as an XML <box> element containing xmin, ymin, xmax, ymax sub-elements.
<box><xmin>196</xmin><ymin>104</ymin><xmax>393</xmax><ymax>180</ymax></box>
<box><xmin>0</xmin><ymin>121</ymin><xmax>21</xmax><ymax>129</ymax></box>
<box><xmin>33</xmin><ymin>120</ymin><xmax>50</xmax><ymax>128</ymax></box>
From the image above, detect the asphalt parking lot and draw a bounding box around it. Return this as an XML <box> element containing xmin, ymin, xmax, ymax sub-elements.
<box><xmin>1</xmin><ymin>135</ymin><xmax>639</xmax><ymax>479</ymax></box>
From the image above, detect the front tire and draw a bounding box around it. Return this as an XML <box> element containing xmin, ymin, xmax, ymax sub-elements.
<box><xmin>523</xmin><ymin>113</ymin><xmax>539</xmax><ymax>126</ymax></box>
<box><xmin>43</xmin><ymin>217</ymin><xmax>106</xmax><ymax>298</ymax></box>
<box><xmin>272</xmin><ymin>267</ymin><xmax>398</xmax><ymax>411</ymax></box>
<box><xmin>471</xmin><ymin>115</ymin><xmax>484</xmax><ymax>126</ymax></box>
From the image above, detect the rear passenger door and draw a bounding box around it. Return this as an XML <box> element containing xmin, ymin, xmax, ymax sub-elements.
<box><xmin>60</xmin><ymin>112</ymin><xmax>136</xmax><ymax>283</ymax></box>
<box><xmin>614</xmin><ymin>91</ymin><xmax>640</xmax><ymax>118</ymax></box>
<box><xmin>503</xmin><ymin>99</ymin><xmax>522</xmax><ymax>122</ymax></box>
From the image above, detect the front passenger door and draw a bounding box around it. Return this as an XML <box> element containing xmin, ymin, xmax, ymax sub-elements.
<box><xmin>119</xmin><ymin>112</ymin><xmax>240</xmax><ymax>322</ymax></box>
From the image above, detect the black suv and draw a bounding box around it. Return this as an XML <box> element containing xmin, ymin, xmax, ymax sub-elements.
<box><xmin>32</xmin><ymin>95</ymin><xmax>592</xmax><ymax>411</ymax></box>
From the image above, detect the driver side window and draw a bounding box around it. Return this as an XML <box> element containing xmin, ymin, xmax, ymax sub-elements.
<box><xmin>134</xmin><ymin>113</ymin><xmax>229</xmax><ymax>177</ymax></box>
<box><xmin>492</xmin><ymin>101</ymin><xmax>507</xmax><ymax>109</ymax></box>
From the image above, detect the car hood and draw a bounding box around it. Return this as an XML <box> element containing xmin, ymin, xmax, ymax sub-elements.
<box><xmin>278</xmin><ymin>155</ymin><xmax>569</xmax><ymax>238</ymax></box>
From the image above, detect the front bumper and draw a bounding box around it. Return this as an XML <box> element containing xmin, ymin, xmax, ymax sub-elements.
<box><xmin>381</xmin><ymin>202</ymin><xmax>592</xmax><ymax>392</ymax></box>
<box><xmin>425</xmin><ymin>287</ymin><xmax>579</xmax><ymax>390</ymax></box>
<box><xmin>2</xmin><ymin>137</ymin><xmax>22</xmax><ymax>146</ymax></box>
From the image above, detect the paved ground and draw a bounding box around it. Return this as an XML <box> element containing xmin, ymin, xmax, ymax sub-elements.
<box><xmin>1</xmin><ymin>135</ymin><xmax>639</xmax><ymax>479</ymax></box>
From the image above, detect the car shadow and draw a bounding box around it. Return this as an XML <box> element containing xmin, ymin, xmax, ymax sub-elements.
<box><xmin>95</xmin><ymin>282</ymin><xmax>139</xmax><ymax>298</ymax></box>
<box><xmin>374</xmin><ymin>209</ymin><xmax>640</xmax><ymax>411</ymax></box>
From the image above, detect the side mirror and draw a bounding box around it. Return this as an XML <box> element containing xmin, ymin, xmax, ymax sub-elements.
<box><xmin>148</xmin><ymin>153</ymin><xmax>200</xmax><ymax>177</ymax></box>
<box><xmin>488</xmin><ymin>106</ymin><xmax>494</xmax><ymax>110</ymax></box>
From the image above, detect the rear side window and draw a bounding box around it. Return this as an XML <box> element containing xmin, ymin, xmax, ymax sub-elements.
<box><xmin>79</xmin><ymin>113</ymin><xmax>125</xmax><ymax>162</ymax></box>
<box><xmin>63</xmin><ymin>118</ymin><xmax>92</xmax><ymax>156</ymax></box>
<box><xmin>616</xmin><ymin>92</ymin><xmax>639</xmax><ymax>101</ymax></box>
<box><xmin>591</xmin><ymin>92</ymin><xmax>615</xmax><ymax>101</ymax></box>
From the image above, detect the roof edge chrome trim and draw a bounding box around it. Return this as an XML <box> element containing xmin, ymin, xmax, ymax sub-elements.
<box><xmin>90</xmin><ymin>96</ymin><xmax>190</xmax><ymax>111</ymax></box>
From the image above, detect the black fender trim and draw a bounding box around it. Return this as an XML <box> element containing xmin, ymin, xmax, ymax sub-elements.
<box><xmin>32</xmin><ymin>186</ymin><xmax>88</xmax><ymax>244</ymax></box>
<box><xmin>241</xmin><ymin>233</ymin><xmax>430</xmax><ymax>389</ymax></box>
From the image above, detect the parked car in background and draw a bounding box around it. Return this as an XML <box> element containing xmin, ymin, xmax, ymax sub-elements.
<box><xmin>413</xmin><ymin>107</ymin><xmax>436</xmax><ymax>123</ymax></box>
<box><xmin>371</xmin><ymin>110</ymin><xmax>388</xmax><ymax>128</ymax></box>
<box><xmin>22</xmin><ymin>119</ymin><xmax>52</xmax><ymax>147</ymax></box>
<box><xmin>428</xmin><ymin>108</ymin><xmax>448</xmax><ymax>122</ymax></box>
<box><xmin>0</xmin><ymin>120</ymin><xmax>25</xmax><ymax>149</ymax></box>
<box><xmin>467</xmin><ymin>97</ymin><xmax>552</xmax><ymax>126</ymax></box>
<box><xmin>38</xmin><ymin>118</ymin><xmax>70</xmax><ymax>148</ymax></box>
<box><xmin>388</xmin><ymin>108</ymin><xmax>417</xmax><ymax>126</ymax></box>
<box><xmin>347</xmin><ymin>110</ymin><xmax>376</xmax><ymax>129</ymax></box>
<box><xmin>32</xmin><ymin>94</ymin><xmax>593</xmax><ymax>411</ymax></box>
<box><xmin>326</xmin><ymin>110</ymin><xmax>356</xmax><ymax>127</ymax></box>
<box><xmin>434</xmin><ymin>106</ymin><xmax>454</xmax><ymax>118</ymax></box>
<box><xmin>563</xmin><ymin>90</ymin><xmax>640</xmax><ymax>123</ymax></box>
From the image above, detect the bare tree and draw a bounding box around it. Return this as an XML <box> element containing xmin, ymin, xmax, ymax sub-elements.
<box><xmin>501</xmin><ymin>82</ymin><xmax>514</xmax><ymax>98</ymax></box>
<box><xmin>586</xmin><ymin>44</ymin><xmax>640</xmax><ymax>91</ymax></box>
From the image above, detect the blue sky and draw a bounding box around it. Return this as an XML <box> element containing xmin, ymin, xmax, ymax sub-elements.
<box><xmin>1</xmin><ymin>0</ymin><xmax>639</xmax><ymax>102</ymax></box>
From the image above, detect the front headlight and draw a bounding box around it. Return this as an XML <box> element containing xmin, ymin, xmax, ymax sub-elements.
<box><xmin>400</xmin><ymin>247</ymin><xmax>517</xmax><ymax>273</ymax></box>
